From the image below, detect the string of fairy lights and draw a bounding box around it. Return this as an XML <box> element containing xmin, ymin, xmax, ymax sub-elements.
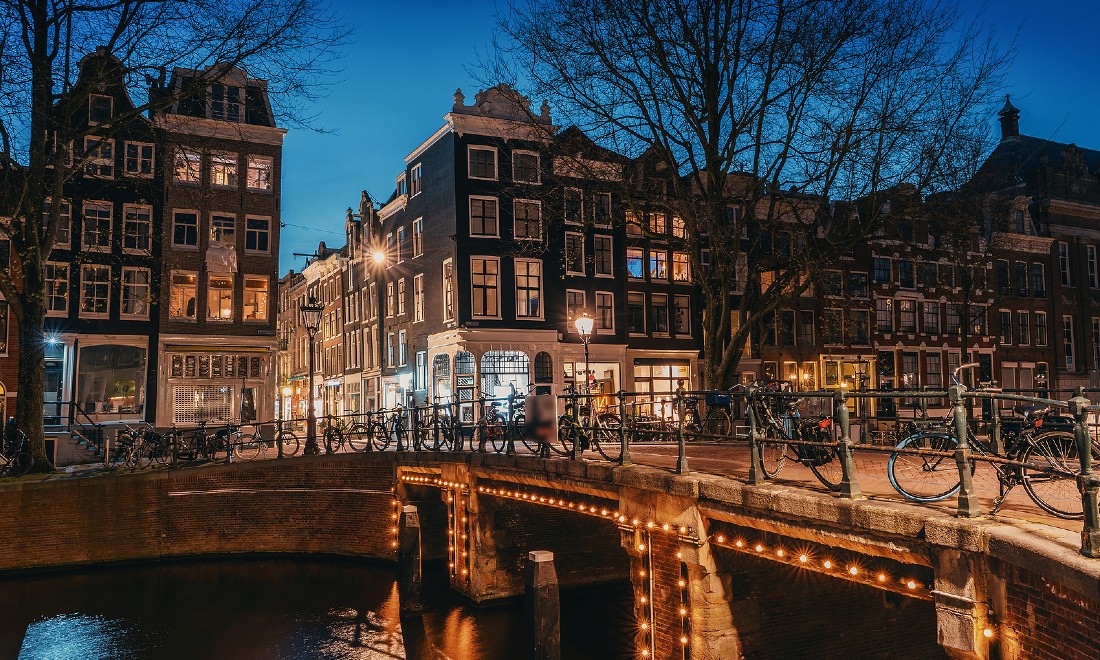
<box><xmin>397</xmin><ymin>470</ymin><xmax>935</xmax><ymax>656</ymax></box>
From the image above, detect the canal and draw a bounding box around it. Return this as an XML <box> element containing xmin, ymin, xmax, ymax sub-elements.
<box><xmin>0</xmin><ymin>558</ymin><xmax>634</xmax><ymax>659</ymax></box>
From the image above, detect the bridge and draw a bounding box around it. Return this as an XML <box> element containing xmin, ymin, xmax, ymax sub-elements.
<box><xmin>0</xmin><ymin>439</ymin><xmax>1097</xmax><ymax>659</ymax></box>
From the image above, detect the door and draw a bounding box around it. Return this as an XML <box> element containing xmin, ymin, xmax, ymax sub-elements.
<box><xmin>44</xmin><ymin>359</ymin><xmax>64</xmax><ymax>424</ymax></box>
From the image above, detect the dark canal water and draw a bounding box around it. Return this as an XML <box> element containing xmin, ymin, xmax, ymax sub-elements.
<box><xmin>0</xmin><ymin>558</ymin><xmax>634</xmax><ymax>660</ymax></box>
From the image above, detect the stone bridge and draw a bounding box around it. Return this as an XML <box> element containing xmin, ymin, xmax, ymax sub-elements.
<box><xmin>0</xmin><ymin>452</ymin><xmax>1096</xmax><ymax>659</ymax></box>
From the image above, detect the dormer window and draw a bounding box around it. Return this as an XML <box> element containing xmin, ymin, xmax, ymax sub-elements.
<box><xmin>396</xmin><ymin>173</ymin><xmax>408</xmax><ymax>196</ymax></box>
<box><xmin>410</xmin><ymin>164</ymin><xmax>422</xmax><ymax>196</ymax></box>
<box><xmin>89</xmin><ymin>94</ymin><xmax>113</xmax><ymax>124</ymax></box>
<box><xmin>210</xmin><ymin>83</ymin><xmax>243</xmax><ymax>122</ymax></box>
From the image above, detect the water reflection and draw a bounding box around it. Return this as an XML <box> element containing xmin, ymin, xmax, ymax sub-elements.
<box><xmin>0</xmin><ymin>559</ymin><xmax>631</xmax><ymax>660</ymax></box>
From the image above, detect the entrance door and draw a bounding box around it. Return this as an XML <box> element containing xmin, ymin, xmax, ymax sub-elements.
<box><xmin>44</xmin><ymin>359</ymin><xmax>64</xmax><ymax>425</ymax></box>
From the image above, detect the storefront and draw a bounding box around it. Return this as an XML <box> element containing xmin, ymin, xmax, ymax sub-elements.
<box><xmin>158</xmin><ymin>340</ymin><xmax>274</xmax><ymax>427</ymax></box>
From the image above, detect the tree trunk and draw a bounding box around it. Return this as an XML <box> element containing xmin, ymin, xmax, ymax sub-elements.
<box><xmin>15</xmin><ymin>299</ymin><xmax>53</xmax><ymax>472</ymax></box>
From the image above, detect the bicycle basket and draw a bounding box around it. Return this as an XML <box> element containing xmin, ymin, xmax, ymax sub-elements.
<box><xmin>704</xmin><ymin>393</ymin><xmax>732</xmax><ymax>407</ymax></box>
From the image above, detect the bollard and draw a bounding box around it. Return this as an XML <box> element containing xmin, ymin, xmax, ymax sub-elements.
<box><xmin>675</xmin><ymin>386</ymin><xmax>689</xmax><ymax>474</ymax></box>
<box><xmin>1069</xmin><ymin>396</ymin><xmax>1100</xmax><ymax>557</ymax></box>
<box><xmin>832</xmin><ymin>390</ymin><xmax>862</xmax><ymax>500</ymax></box>
<box><xmin>398</xmin><ymin>504</ymin><xmax>423</xmax><ymax>616</ymax></box>
<box><xmin>950</xmin><ymin>385</ymin><xmax>981</xmax><ymax>518</ymax></box>
<box><xmin>618</xmin><ymin>391</ymin><xmax>631</xmax><ymax>466</ymax></box>
<box><xmin>746</xmin><ymin>388</ymin><xmax>765</xmax><ymax>485</ymax></box>
<box><xmin>525</xmin><ymin>550</ymin><xmax>561</xmax><ymax>660</ymax></box>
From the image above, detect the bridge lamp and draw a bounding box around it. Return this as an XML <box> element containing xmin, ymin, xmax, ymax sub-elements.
<box><xmin>299</xmin><ymin>295</ymin><xmax>324</xmax><ymax>455</ymax></box>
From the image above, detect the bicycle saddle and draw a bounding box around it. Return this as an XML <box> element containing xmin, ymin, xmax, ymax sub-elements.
<box><xmin>1014</xmin><ymin>404</ymin><xmax>1049</xmax><ymax>421</ymax></box>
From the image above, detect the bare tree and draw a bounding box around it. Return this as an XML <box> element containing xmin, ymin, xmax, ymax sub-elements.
<box><xmin>484</xmin><ymin>0</ymin><xmax>1011</xmax><ymax>388</ymax></box>
<box><xmin>0</xmin><ymin>0</ymin><xmax>348</xmax><ymax>470</ymax></box>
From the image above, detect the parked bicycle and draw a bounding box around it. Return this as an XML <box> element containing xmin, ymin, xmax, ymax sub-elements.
<box><xmin>887</xmin><ymin>363</ymin><xmax>1098</xmax><ymax>519</ymax></box>
<box><xmin>750</xmin><ymin>380</ymin><xmax>843</xmax><ymax>491</ymax></box>
<box><xmin>0</xmin><ymin>428</ymin><xmax>31</xmax><ymax>477</ymax></box>
<box><xmin>683</xmin><ymin>388</ymin><xmax>738</xmax><ymax>438</ymax></box>
<box><xmin>557</xmin><ymin>384</ymin><xmax>622</xmax><ymax>461</ymax></box>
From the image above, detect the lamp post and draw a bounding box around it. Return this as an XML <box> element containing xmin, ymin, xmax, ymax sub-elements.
<box><xmin>300</xmin><ymin>295</ymin><xmax>324</xmax><ymax>455</ymax></box>
<box><xmin>574</xmin><ymin>313</ymin><xmax>595</xmax><ymax>394</ymax></box>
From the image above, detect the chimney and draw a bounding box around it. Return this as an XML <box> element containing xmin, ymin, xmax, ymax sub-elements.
<box><xmin>998</xmin><ymin>95</ymin><xmax>1020</xmax><ymax>141</ymax></box>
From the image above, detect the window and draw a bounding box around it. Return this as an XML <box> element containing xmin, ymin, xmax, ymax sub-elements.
<box><xmin>173</xmin><ymin>211</ymin><xmax>199</xmax><ymax>248</ymax></box>
<box><xmin>46</xmin><ymin>199</ymin><xmax>72</xmax><ymax>248</ymax></box>
<box><xmin>1090</xmin><ymin>246</ymin><xmax>1099</xmax><ymax>288</ymax></box>
<box><xmin>650</xmin><ymin>212</ymin><xmax>668</xmax><ymax>234</ymax></box>
<box><xmin>999</xmin><ymin>310</ymin><xmax>1013</xmax><ymax>344</ymax></box>
<box><xmin>594</xmin><ymin>235</ymin><xmax>613</xmax><ymax>276</ymax></box>
<box><xmin>88</xmin><ymin>94</ymin><xmax>113</xmax><ymax>124</ymax></box>
<box><xmin>822</xmin><ymin>309</ymin><xmax>842</xmax><ymax>344</ymax></box>
<box><xmin>122</xmin><ymin>205</ymin><xmax>152</xmax><ymax>253</ymax></box>
<box><xmin>848</xmin><ymin>272</ymin><xmax>869</xmax><ymax>298</ymax></box>
<box><xmin>169</xmin><ymin>272</ymin><xmax>198</xmax><ymax>320</ymax></box>
<box><xmin>120</xmin><ymin>268</ymin><xmax>151</xmax><ymax>318</ymax></box>
<box><xmin>1018</xmin><ymin>311</ymin><xmax>1030</xmax><ymax>345</ymax></box>
<box><xmin>210</xmin><ymin>83</ymin><xmax>243</xmax><ymax>122</ymax></box>
<box><xmin>79</xmin><ymin>265</ymin><xmax>110</xmax><ymax>317</ymax></box>
<box><xmin>84</xmin><ymin>138</ymin><xmax>113</xmax><ymax>178</ymax></box>
<box><xmin>995</xmin><ymin>260</ymin><xmax>1010</xmax><ymax>295</ymax></box>
<box><xmin>468</xmin><ymin>146</ymin><xmax>497</xmax><ymax>179</ymax></box>
<box><xmin>82</xmin><ymin>201</ymin><xmax>112</xmax><ymax>251</ymax></box>
<box><xmin>243</xmin><ymin>277</ymin><xmax>269</xmax><ymax>321</ymax></box>
<box><xmin>1036</xmin><ymin>312</ymin><xmax>1047</xmax><ymax>346</ymax></box>
<box><xmin>416</xmin><ymin>351</ymin><xmax>428</xmax><ymax>389</ymax></box>
<box><xmin>397</xmin><ymin>278</ymin><xmax>406</xmax><ymax>315</ymax></box>
<box><xmin>649</xmin><ymin>250</ymin><xmax>668</xmax><ymax>280</ymax></box>
<box><xmin>245</xmin><ymin>217</ymin><xmax>270</xmax><ymax>253</ymax></box>
<box><xmin>596</xmin><ymin>292</ymin><xmax>614</xmax><ymax>331</ymax></box>
<box><xmin>207</xmin><ymin>275</ymin><xmax>234</xmax><ymax>321</ymax></box>
<box><xmin>470</xmin><ymin>197</ymin><xmax>499</xmax><ymax>237</ymax></box>
<box><xmin>594</xmin><ymin>193</ymin><xmax>612</xmax><ymax>225</ymax></box>
<box><xmin>672</xmin><ymin>252</ymin><xmax>690</xmax><ymax>282</ymax></box>
<box><xmin>534</xmin><ymin>352</ymin><xmax>553</xmax><ymax>383</ymax></box>
<box><xmin>1059</xmin><ymin>242</ymin><xmax>1072</xmax><ymax>286</ymax></box>
<box><xmin>413</xmin><ymin>274</ymin><xmax>425</xmax><ymax>322</ymax></box>
<box><xmin>671</xmin><ymin>214</ymin><xmax>686</xmax><ymax>239</ymax></box>
<box><xmin>566</xmin><ymin>290</ymin><xmax>586</xmax><ymax>325</ymax></box>
<box><xmin>926</xmin><ymin>353</ymin><xmax>943</xmax><ymax>390</ymax></box>
<box><xmin>397</xmin><ymin>227</ymin><xmax>406</xmax><ymax>262</ymax></box>
<box><xmin>368</xmin><ymin>282</ymin><xmax>377</xmax><ymax>320</ymax></box>
<box><xmin>1032</xmin><ymin>263</ymin><xmax>1046</xmax><ymax>297</ymax></box>
<box><xmin>939</xmin><ymin>265</ymin><xmax>955</xmax><ymax>288</ymax></box>
<box><xmin>45</xmin><ymin>263</ymin><xmax>69</xmax><ymax>314</ymax></box>
<box><xmin>674</xmin><ymin>295</ymin><xmax>691</xmax><ymax>335</ymax></box>
<box><xmin>799</xmin><ymin>310</ymin><xmax>815</xmax><ymax>345</ymax></box>
<box><xmin>515</xmin><ymin>259</ymin><xmax>543</xmax><ymax>319</ymax></box>
<box><xmin>627</xmin><ymin>292</ymin><xmax>646</xmax><ymax>334</ymax></box>
<box><xmin>848</xmin><ymin>309</ymin><xmax>871</xmax><ymax>345</ymax></box>
<box><xmin>564</xmin><ymin>188</ymin><xmax>583</xmax><ymax>223</ymax></box>
<box><xmin>398</xmin><ymin>330</ymin><xmax>407</xmax><ymax>365</ymax></box>
<box><xmin>514</xmin><ymin>200</ymin><xmax>542</xmax><ymax>240</ymax></box>
<box><xmin>898</xmin><ymin>260</ymin><xmax>914</xmax><ymax>288</ymax></box>
<box><xmin>923</xmin><ymin>302</ymin><xmax>940</xmax><ymax>334</ymax></box>
<box><xmin>210</xmin><ymin>153</ymin><xmax>238</xmax><ymax>187</ymax></box>
<box><xmin>387</xmin><ymin>333</ymin><xmax>395</xmax><ymax>367</ymax></box>
<box><xmin>946</xmin><ymin>306</ymin><xmax>961</xmax><ymax>335</ymax></box>
<box><xmin>1063</xmin><ymin>316</ymin><xmax>1076</xmax><ymax>370</ymax></box>
<box><xmin>627</xmin><ymin>248</ymin><xmax>644</xmax><ymax>279</ymax></box>
<box><xmin>651</xmin><ymin>294</ymin><xmax>669</xmax><ymax>334</ymax></box>
<box><xmin>471</xmin><ymin>257</ymin><xmax>500</xmax><ymax>317</ymax></box>
<box><xmin>919</xmin><ymin>262</ymin><xmax>938</xmax><ymax>288</ymax></box>
<box><xmin>898</xmin><ymin>299</ymin><xmax>916</xmax><ymax>332</ymax></box>
<box><xmin>442</xmin><ymin>258</ymin><xmax>454</xmax><ymax>321</ymax></box>
<box><xmin>1014</xmin><ymin>262</ymin><xmax>1029</xmax><ymax>296</ymax></box>
<box><xmin>626</xmin><ymin>210</ymin><xmax>642</xmax><ymax>236</ymax></box>
<box><xmin>1094</xmin><ymin>318</ymin><xmax>1100</xmax><ymax>369</ymax></box>
<box><xmin>513</xmin><ymin>151</ymin><xmax>540</xmax><ymax>183</ymax></box>
<box><xmin>174</xmin><ymin>150</ymin><xmax>201</xmax><ymax>184</ymax></box>
<box><xmin>246</xmin><ymin>157</ymin><xmax>273</xmax><ymax>191</ymax></box>
<box><xmin>210</xmin><ymin>214</ymin><xmax>236</xmax><ymax>244</ymax></box>
<box><xmin>124</xmin><ymin>142</ymin><xmax>154</xmax><ymax>177</ymax></box>
<box><xmin>565</xmin><ymin>232</ymin><xmax>585</xmax><ymax>275</ymax></box>
<box><xmin>971</xmin><ymin>305</ymin><xmax>986</xmax><ymax>336</ymax></box>
<box><xmin>412</xmin><ymin>218</ymin><xmax>423</xmax><ymax>257</ymax></box>
<box><xmin>410</xmin><ymin>163</ymin><xmax>422</xmax><ymax>196</ymax></box>
<box><xmin>875</xmin><ymin>298</ymin><xmax>893</xmax><ymax>332</ymax></box>
<box><xmin>873</xmin><ymin>257</ymin><xmax>891</xmax><ymax>283</ymax></box>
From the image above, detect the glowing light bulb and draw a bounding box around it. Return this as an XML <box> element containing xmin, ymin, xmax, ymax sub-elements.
<box><xmin>640</xmin><ymin>622</ymin><xmax>648</xmax><ymax>630</ymax></box>
<box><xmin>776</xmin><ymin>549</ymin><xmax>785</xmax><ymax>557</ymax></box>
<box><xmin>716</xmin><ymin>535</ymin><xmax>725</xmax><ymax>543</ymax></box>
<box><xmin>638</xmin><ymin>544</ymin><xmax>646</xmax><ymax>551</ymax></box>
<box><xmin>755</xmin><ymin>544</ymin><xmax>764</xmax><ymax>552</ymax></box>
<box><xmin>735</xmin><ymin>540</ymin><xmax>744</xmax><ymax>548</ymax></box>
<box><xmin>906</xmin><ymin>580</ymin><xmax>917</xmax><ymax>589</ymax></box>
<box><xmin>680</xmin><ymin>636</ymin><xmax>689</xmax><ymax>645</ymax></box>
<box><xmin>678</xmin><ymin>579</ymin><xmax>686</xmax><ymax>587</ymax></box>
<box><xmin>983</xmin><ymin>628</ymin><xmax>993</xmax><ymax>639</ymax></box>
<box><xmin>848</xmin><ymin>566</ymin><xmax>859</xmax><ymax>576</ymax></box>
<box><xmin>799</xmin><ymin>554</ymin><xmax>808</xmax><ymax>563</ymax></box>
<box><xmin>823</xmin><ymin>560</ymin><xmax>833</xmax><ymax>569</ymax></box>
<box><xmin>679</xmin><ymin>607</ymin><xmax>687</xmax><ymax>616</ymax></box>
<box><xmin>877</xmin><ymin>573</ymin><xmax>886</xmax><ymax>582</ymax></box>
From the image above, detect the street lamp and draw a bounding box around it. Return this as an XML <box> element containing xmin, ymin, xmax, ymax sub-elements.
<box><xmin>574</xmin><ymin>313</ymin><xmax>595</xmax><ymax>394</ymax></box>
<box><xmin>372</xmin><ymin>250</ymin><xmax>386</xmax><ymax>265</ymax></box>
<box><xmin>300</xmin><ymin>295</ymin><xmax>324</xmax><ymax>454</ymax></box>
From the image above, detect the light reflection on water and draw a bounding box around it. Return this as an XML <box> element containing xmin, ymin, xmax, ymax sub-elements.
<box><xmin>0</xmin><ymin>559</ymin><xmax>631</xmax><ymax>660</ymax></box>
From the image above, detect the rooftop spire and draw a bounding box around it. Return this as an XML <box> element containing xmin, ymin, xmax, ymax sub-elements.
<box><xmin>998</xmin><ymin>94</ymin><xmax>1020</xmax><ymax>141</ymax></box>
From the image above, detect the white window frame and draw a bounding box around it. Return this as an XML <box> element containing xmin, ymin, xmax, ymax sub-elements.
<box><xmin>470</xmin><ymin>256</ymin><xmax>501</xmax><ymax>319</ymax></box>
<box><xmin>626</xmin><ymin>247</ymin><xmax>644</xmax><ymax>280</ymax></box>
<box><xmin>83</xmin><ymin>137</ymin><xmax>114</xmax><ymax>178</ymax></box>
<box><xmin>412</xmin><ymin>218</ymin><xmax>424</xmax><ymax>258</ymax></box>
<box><xmin>512</xmin><ymin>149</ymin><xmax>541</xmax><ymax>184</ymax></box>
<box><xmin>672</xmin><ymin>251</ymin><xmax>691</xmax><ymax>283</ymax></box>
<box><xmin>469</xmin><ymin>196</ymin><xmax>500</xmax><ymax>238</ymax></box>
<box><xmin>172</xmin><ymin>209</ymin><xmax>200</xmax><ymax>250</ymax></box>
<box><xmin>120</xmin><ymin>267</ymin><xmax>151</xmax><ymax>320</ymax></box>
<box><xmin>1089</xmin><ymin>245</ymin><xmax>1099</xmax><ymax>288</ymax></box>
<box><xmin>565</xmin><ymin>231</ymin><xmax>586</xmax><ymax>276</ymax></box>
<box><xmin>513</xmin><ymin>199</ymin><xmax>543</xmax><ymax>241</ymax></box>
<box><xmin>169</xmin><ymin>271</ymin><xmax>198</xmax><ymax>321</ymax></box>
<box><xmin>673</xmin><ymin>294</ymin><xmax>691</xmax><ymax>336</ymax></box>
<box><xmin>593</xmin><ymin>192</ymin><xmax>612</xmax><ymax>227</ymax></box>
<box><xmin>1017</xmin><ymin>310</ymin><xmax>1031</xmax><ymax>346</ymax></box>
<box><xmin>410</xmin><ymin>163</ymin><xmax>422</xmax><ymax>196</ymax></box>
<box><xmin>1036</xmin><ymin>311</ymin><xmax>1048</xmax><ymax>347</ymax></box>
<box><xmin>45</xmin><ymin>199</ymin><xmax>72</xmax><ymax>249</ymax></box>
<box><xmin>246</xmin><ymin>156</ymin><xmax>273</xmax><ymax>191</ymax></box>
<box><xmin>593</xmin><ymin>234</ymin><xmax>613</xmax><ymax>277</ymax></box>
<box><xmin>207</xmin><ymin>274</ymin><xmax>234</xmax><ymax>322</ymax></box>
<box><xmin>174</xmin><ymin>149</ymin><xmax>201</xmax><ymax>184</ymax></box>
<box><xmin>122</xmin><ymin>204</ymin><xmax>152</xmax><ymax>254</ymax></box>
<box><xmin>397</xmin><ymin>226</ymin><xmax>406</xmax><ymax>263</ymax></box>
<box><xmin>627</xmin><ymin>292</ymin><xmax>646</xmax><ymax>336</ymax></box>
<box><xmin>81</xmin><ymin>201</ymin><xmax>112</xmax><ymax>252</ymax></box>
<box><xmin>88</xmin><ymin>94</ymin><xmax>113</xmax><ymax>125</ymax></box>
<box><xmin>564</xmin><ymin>188</ymin><xmax>583</xmax><ymax>225</ymax></box>
<box><xmin>565</xmin><ymin>289</ymin><xmax>587</xmax><ymax>330</ymax></box>
<box><xmin>442</xmin><ymin>258</ymin><xmax>454</xmax><ymax>322</ymax></box>
<box><xmin>413</xmin><ymin>273</ymin><xmax>425</xmax><ymax>322</ymax></box>
<box><xmin>45</xmin><ymin>262</ymin><xmax>69</xmax><ymax>316</ymax></box>
<box><xmin>514</xmin><ymin>258</ymin><xmax>544</xmax><ymax>320</ymax></box>
<box><xmin>210</xmin><ymin>152</ymin><xmax>238</xmax><ymax>188</ymax></box>
<box><xmin>1063</xmin><ymin>315</ymin><xmax>1075</xmax><ymax>370</ymax></box>
<box><xmin>79</xmin><ymin>264</ymin><xmax>111</xmax><ymax>319</ymax></box>
<box><xmin>398</xmin><ymin>329</ymin><xmax>407</xmax><ymax>366</ymax></box>
<box><xmin>245</xmin><ymin>216</ymin><xmax>271</xmax><ymax>254</ymax></box>
<box><xmin>243</xmin><ymin>276</ymin><xmax>270</xmax><ymax>322</ymax></box>
<box><xmin>386</xmin><ymin>281</ymin><xmax>395</xmax><ymax>318</ymax></box>
<box><xmin>467</xmin><ymin>145</ymin><xmax>499</xmax><ymax>181</ymax></box>
<box><xmin>398</xmin><ymin>277</ymin><xmax>406</xmax><ymax>316</ymax></box>
<box><xmin>210</xmin><ymin>213</ymin><xmax>236</xmax><ymax>246</ymax></box>
<box><xmin>1059</xmin><ymin>241</ymin><xmax>1072</xmax><ymax>286</ymax></box>
<box><xmin>124</xmin><ymin>141</ymin><xmax>155</xmax><ymax>177</ymax></box>
<box><xmin>595</xmin><ymin>291</ymin><xmax>614</xmax><ymax>332</ymax></box>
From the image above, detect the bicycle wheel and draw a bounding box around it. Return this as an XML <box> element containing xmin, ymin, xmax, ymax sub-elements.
<box><xmin>759</xmin><ymin>428</ymin><xmax>787</xmax><ymax>479</ymax></box>
<box><xmin>887</xmin><ymin>432</ymin><xmax>961</xmax><ymax>502</ymax></box>
<box><xmin>8</xmin><ymin>451</ymin><xmax>31</xmax><ymax>477</ymax></box>
<box><xmin>346</xmin><ymin>423</ymin><xmax>372</xmax><ymax>451</ymax></box>
<box><xmin>555</xmin><ymin>416</ymin><xmax>577</xmax><ymax>456</ymax></box>
<box><xmin>370</xmin><ymin>420</ymin><xmax>392</xmax><ymax>452</ymax></box>
<box><xmin>277</xmin><ymin>430</ymin><xmax>301</xmax><ymax>457</ymax></box>
<box><xmin>1021</xmin><ymin>431</ymin><xmax>1088</xmax><ymax>519</ymax></box>
<box><xmin>806</xmin><ymin>446</ymin><xmax>843</xmax><ymax>493</ymax></box>
<box><xmin>705</xmin><ymin>409</ymin><xmax>732</xmax><ymax>438</ymax></box>
<box><xmin>594</xmin><ymin>420</ymin><xmax>622</xmax><ymax>462</ymax></box>
<box><xmin>233</xmin><ymin>433</ymin><xmax>263</xmax><ymax>461</ymax></box>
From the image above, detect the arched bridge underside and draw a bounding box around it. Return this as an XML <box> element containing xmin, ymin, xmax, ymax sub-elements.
<box><xmin>0</xmin><ymin>452</ymin><xmax>1097</xmax><ymax>659</ymax></box>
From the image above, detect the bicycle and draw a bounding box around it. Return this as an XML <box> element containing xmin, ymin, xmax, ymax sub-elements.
<box><xmin>750</xmin><ymin>381</ymin><xmax>844</xmax><ymax>491</ymax></box>
<box><xmin>472</xmin><ymin>393</ymin><xmax>508</xmax><ymax>453</ymax></box>
<box><xmin>683</xmin><ymin>388</ymin><xmax>738</xmax><ymax>439</ymax></box>
<box><xmin>0</xmin><ymin>428</ymin><xmax>31</xmax><ymax>477</ymax></box>
<box><xmin>887</xmin><ymin>363</ymin><xmax>1098</xmax><ymax>519</ymax></box>
<box><xmin>557</xmin><ymin>384</ymin><xmax>622</xmax><ymax>462</ymax></box>
<box><xmin>115</xmin><ymin>421</ymin><xmax>171</xmax><ymax>468</ymax></box>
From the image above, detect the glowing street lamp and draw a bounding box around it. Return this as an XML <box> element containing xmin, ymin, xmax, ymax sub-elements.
<box><xmin>372</xmin><ymin>250</ymin><xmax>386</xmax><ymax>265</ymax></box>
<box><xmin>300</xmin><ymin>295</ymin><xmax>324</xmax><ymax>454</ymax></box>
<box><xmin>574</xmin><ymin>313</ymin><xmax>595</xmax><ymax>393</ymax></box>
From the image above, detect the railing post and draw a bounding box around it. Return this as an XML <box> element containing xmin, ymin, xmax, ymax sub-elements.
<box><xmin>1069</xmin><ymin>395</ymin><xmax>1100</xmax><ymax>557</ymax></box>
<box><xmin>675</xmin><ymin>386</ymin><xmax>689</xmax><ymax>474</ymax></box>
<box><xmin>832</xmin><ymin>389</ymin><xmax>862</xmax><ymax>499</ymax></box>
<box><xmin>746</xmin><ymin>387</ymin><xmax>765</xmax><ymax>485</ymax></box>
<box><xmin>507</xmin><ymin>393</ymin><xmax>517</xmax><ymax>455</ymax></box>
<box><xmin>396</xmin><ymin>407</ymin><xmax>406</xmax><ymax>452</ymax></box>
<box><xmin>990</xmin><ymin>395</ymin><xmax>1003</xmax><ymax>455</ymax></box>
<box><xmin>950</xmin><ymin>385</ymin><xmax>981</xmax><ymax>518</ymax></box>
<box><xmin>618</xmin><ymin>390</ymin><xmax>630</xmax><ymax>467</ymax></box>
<box><xmin>570</xmin><ymin>393</ymin><xmax>581</xmax><ymax>460</ymax></box>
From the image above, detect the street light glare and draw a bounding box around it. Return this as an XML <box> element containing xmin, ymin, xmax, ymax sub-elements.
<box><xmin>372</xmin><ymin>250</ymin><xmax>386</xmax><ymax>265</ymax></box>
<box><xmin>574</xmin><ymin>313</ymin><xmax>595</xmax><ymax>338</ymax></box>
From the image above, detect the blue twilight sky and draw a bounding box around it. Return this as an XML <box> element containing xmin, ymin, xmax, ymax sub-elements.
<box><xmin>277</xmin><ymin>0</ymin><xmax>1100</xmax><ymax>273</ymax></box>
